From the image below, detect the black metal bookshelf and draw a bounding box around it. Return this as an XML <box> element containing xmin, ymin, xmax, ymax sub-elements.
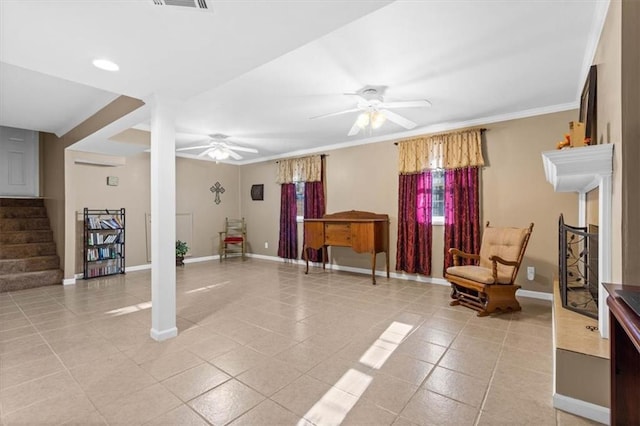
<box><xmin>83</xmin><ymin>208</ymin><xmax>125</xmax><ymax>279</ymax></box>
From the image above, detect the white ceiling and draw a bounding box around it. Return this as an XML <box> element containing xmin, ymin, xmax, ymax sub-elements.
<box><xmin>0</xmin><ymin>0</ymin><xmax>608</xmax><ymax>164</ymax></box>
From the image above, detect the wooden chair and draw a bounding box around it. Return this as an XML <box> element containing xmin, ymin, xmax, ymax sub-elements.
<box><xmin>219</xmin><ymin>217</ymin><xmax>246</xmax><ymax>261</ymax></box>
<box><xmin>445</xmin><ymin>222</ymin><xmax>534</xmax><ymax>316</ymax></box>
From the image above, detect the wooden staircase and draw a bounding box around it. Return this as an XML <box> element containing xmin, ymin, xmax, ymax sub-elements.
<box><xmin>0</xmin><ymin>198</ymin><xmax>63</xmax><ymax>292</ymax></box>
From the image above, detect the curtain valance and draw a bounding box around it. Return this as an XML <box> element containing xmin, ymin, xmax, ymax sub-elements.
<box><xmin>397</xmin><ymin>129</ymin><xmax>484</xmax><ymax>174</ymax></box>
<box><xmin>276</xmin><ymin>155</ymin><xmax>322</xmax><ymax>184</ymax></box>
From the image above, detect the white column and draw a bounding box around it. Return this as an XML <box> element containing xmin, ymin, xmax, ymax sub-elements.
<box><xmin>578</xmin><ymin>192</ymin><xmax>586</xmax><ymax>228</ymax></box>
<box><xmin>598</xmin><ymin>174</ymin><xmax>612</xmax><ymax>338</ymax></box>
<box><xmin>150</xmin><ymin>95</ymin><xmax>178</xmax><ymax>341</ymax></box>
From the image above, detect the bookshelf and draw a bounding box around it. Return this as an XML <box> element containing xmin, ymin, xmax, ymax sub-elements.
<box><xmin>83</xmin><ymin>208</ymin><xmax>125</xmax><ymax>279</ymax></box>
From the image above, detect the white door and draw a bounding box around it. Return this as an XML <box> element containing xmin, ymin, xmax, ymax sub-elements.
<box><xmin>0</xmin><ymin>126</ymin><xmax>38</xmax><ymax>196</ymax></box>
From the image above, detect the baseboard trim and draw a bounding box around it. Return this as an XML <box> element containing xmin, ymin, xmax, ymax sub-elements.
<box><xmin>62</xmin><ymin>278</ymin><xmax>76</xmax><ymax>285</ymax></box>
<box><xmin>150</xmin><ymin>326</ymin><xmax>178</xmax><ymax>342</ymax></box>
<box><xmin>126</xmin><ymin>264</ymin><xmax>151</xmax><ymax>272</ymax></box>
<box><xmin>553</xmin><ymin>393</ymin><xmax>610</xmax><ymax>425</ymax></box>
<box><xmin>517</xmin><ymin>288</ymin><xmax>553</xmax><ymax>301</ymax></box>
<box><xmin>184</xmin><ymin>255</ymin><xmax>219</xmax><ymax>263</ymax></box>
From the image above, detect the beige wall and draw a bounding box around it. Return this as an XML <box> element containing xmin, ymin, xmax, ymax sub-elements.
<box><xmin>67</xmin><ymin>152</ymin><xmax>240</xmax><ymax>276</ymax></box>
<box><xmin>482</xmin><ymin>111</ymin><xmax>579</xmax><ymax>291</ymax></box>
<box><xmin>176</xmin><ymin>157</ymin><xmax>240</xmax><ymax>258</ymax></box>
<box><xmin>556</xmin><ymin>349</ymin><xmax>610</xmax><ymax>407</ymax></box>
<box><xmin>68</xmin><ymin>151</ymin><xmax>147</xmax><ymax>273</ymax></box>
<box><xmin>41</xmin><ymin>133</ymin><xmax>67</xmax><ymax>269</ymax></box>
<box><xmin>620</xmin><ymin>0</ymin><xmax>640</xmax><ymax>283</ymax></box>
<box><xmin>239</xmin><ymin>110</ymin><xmax>579</xmax><ymax>293</ymax></box>
<box><xmin>239</xmin><ymin>161</ymin><xmax>281</xmax><ymax>256</ymax></box>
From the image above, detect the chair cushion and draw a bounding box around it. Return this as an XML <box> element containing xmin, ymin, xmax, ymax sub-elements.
<box><xmin>224</xmin><ymin>237</ymin><xmax>244</xmax><ymax>243</ymax></box>
<box><xmin>446</xmin><ymin>265</ymin><xmax>512</xmax><ymax>285</ymax></box>
<box><xmin>478</xmin><ymin>227</ymin><xmax>528</xmax><ymax>281</ymax></box>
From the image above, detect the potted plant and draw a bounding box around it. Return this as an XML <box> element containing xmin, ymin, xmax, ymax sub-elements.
<box><xmin>176</xmin><ymin>240</ymin><xmax>189</xmax><ymax>266</ymax></box>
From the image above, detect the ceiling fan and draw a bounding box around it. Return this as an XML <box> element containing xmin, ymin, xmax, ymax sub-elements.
<box><xmin>175</xmin><ymin>134</ymin><xmax>258</xmax><ymax>161</ymax></box>
<box><xmin>311</xmin><ymin>86</ymin><xmax>431</xmax><ymax>136</ymax></box>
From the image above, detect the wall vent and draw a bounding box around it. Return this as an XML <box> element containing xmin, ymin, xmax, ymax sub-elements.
<box><xmin>151</xmin><ymin>0</ymin><xmax>212</xmax><ymax>11</ymax></box>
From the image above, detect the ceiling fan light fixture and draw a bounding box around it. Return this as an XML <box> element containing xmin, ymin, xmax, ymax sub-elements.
<box><xmin>371</xmin><ymin>111</ymin><xmax>386</xmax><ymax>129</ymax></box>
<box><xmin>356</xmin><ymin>112</ymin><xmax>370</xmax><ymax>128</ymax></box>
<box><xmin>208</xmin><ymin>149</ymin><xmax>230</xmax><ymax>161</ymax></box>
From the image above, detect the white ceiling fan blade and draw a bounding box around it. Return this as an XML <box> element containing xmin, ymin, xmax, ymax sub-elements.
<box><xmin>347</xmin><ymin>120</ymin><xmax>361</xmax><ymax>136</ymax></box>
<box><xmin>228</xmin><ymin>150</ymin><xmax>243</xmax><ymax>160</ymax></box>
<box><xmin>225</xmin><ymin>145</ymin><xmax>258</xmax><ymax>153</ymax></box>
<box><xmin>197</xmin><ymin>148</ymin><xmax>213</xmax><ymax>157</ymax></box>
<box><xmin>381</xmin><ymin>100</ymin><xmax>432</xmax><ymax>108</ymax></box>
<box><xmin>380</xmin><ymin>109</ymin><xmax>417</xmax><ymax>129</ymax></box>
<box><xmin>310</xmin><ymin>108</ymin><xmax>360</xmax><ymax>120</ymax></box>
<box><xmin>176</xmin><ymin>144</ymin><xmax>213</xmax><ymax>151</ymax></box>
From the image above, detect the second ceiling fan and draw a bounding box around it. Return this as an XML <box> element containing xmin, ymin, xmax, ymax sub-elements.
<box><xmin>311</xmin><ymin>86</ymin><xmax>431</xmax><ymax>136</ymax></box>
<box><xmin>175</xmin><ymin>134</ymin><xmax>258</xmax><ymax>161</ymax></box>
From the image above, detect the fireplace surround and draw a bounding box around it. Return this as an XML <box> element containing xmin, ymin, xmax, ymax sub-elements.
<box><xmin>542</xmin><ymin>143</ymin><xmax>613</xmax><ymax>337</ymax></box>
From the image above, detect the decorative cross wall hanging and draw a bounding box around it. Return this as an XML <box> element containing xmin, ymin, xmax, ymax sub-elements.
<box><xmin>210</xmin><ymin>182</ymin><xmax>225</xmax><ymax>205</ymax></box>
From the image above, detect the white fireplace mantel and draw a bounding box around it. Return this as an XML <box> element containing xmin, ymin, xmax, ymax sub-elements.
<box><xmin>542</xmin><ymin>143</ymin><xmax>614</xmax><ymax>338</ymax></box>
<box><xmin>542</xmin><ymin>144</ymin><xmax>613</xmax><ymax>193</ymax></box>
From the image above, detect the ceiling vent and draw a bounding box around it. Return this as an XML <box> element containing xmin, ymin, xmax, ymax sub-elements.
<box><xmin>151</xmin><ymin>0</ymin><xmax>212</xmax><ymax>11</ymax></box>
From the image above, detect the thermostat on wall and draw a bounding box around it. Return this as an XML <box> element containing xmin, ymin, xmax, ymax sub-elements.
<box><xmin>107</xmin><ymin>176</ymin><xmax>119</xmax><ymax>186</ymax></box>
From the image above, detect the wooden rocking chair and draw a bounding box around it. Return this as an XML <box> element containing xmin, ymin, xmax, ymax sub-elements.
<box><xmin>219</xmin><ymin>217</ymin><xmax>246</xmax><ymax>261</ymax></box>
<box><xmin>445</xmin><ymin>222</ymin><xmax>534</xmax><ymax>316</ymax></box>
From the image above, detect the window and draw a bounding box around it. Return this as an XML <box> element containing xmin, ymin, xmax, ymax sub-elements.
<box><xmin>432</xmin><ymin>169</ymin><xmax>445</xmax><ymax>225</ymax></box>
<box><xmin>295</xmin><ymin>181</ymin><xmax>305</xmax><ymax>222</ymax></box>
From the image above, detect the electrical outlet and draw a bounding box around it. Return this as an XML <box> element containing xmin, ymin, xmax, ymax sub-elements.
<box><xmin>264</xmin><ymin>242</ymin><xmax>269</xmax><ymax>249</ymax></box>
<box><xmin>527</xmin><ymin>266</ymin><xmax>535</xmax><ymax>281</ymax></box>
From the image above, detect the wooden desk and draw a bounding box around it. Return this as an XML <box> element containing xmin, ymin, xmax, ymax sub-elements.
<box><xmin>604</xmin><ymin>283</ymin><xmax>640</xmax><ymax>425</ymax></box>
<box><xmin>303</xmin><ymin>210</ymin><xmax>389</xmax><ymax>285</ymax></box>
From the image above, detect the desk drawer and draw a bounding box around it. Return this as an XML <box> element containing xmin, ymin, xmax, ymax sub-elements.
<box><xmin>325</xmin><ymin>223</ymin><xmax>351</xmax><ymax>246</ymax></box>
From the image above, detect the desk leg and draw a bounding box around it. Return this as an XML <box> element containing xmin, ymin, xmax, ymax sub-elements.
<box><xmin>371</xmin><ymin>252</ymin><xmax>377</xmax><ymax>285</ymax></box>
<box><xmin>385</xmin><ymin>250</ymin><xmax>390</xmax><ymax>278</ymax></box>
<box><xmin>322</xmin><ymin>246</ymin><xmax>327</xmax><ymax>270</ymax></box>
<box><xmin>303</xmin><ymin>245</ymin><xmax>309</xmax><ymax>275</ymax></box>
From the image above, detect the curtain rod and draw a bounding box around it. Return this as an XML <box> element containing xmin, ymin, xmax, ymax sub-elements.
<box><xmin>393</xmin><ymin>128</ymin><xmax>487</xmax><ymax>145</ymax></box>
<box><xmin>275</xmin><ymin>154</ymin><xmax>327</xmax><ymax>163</ymax></box>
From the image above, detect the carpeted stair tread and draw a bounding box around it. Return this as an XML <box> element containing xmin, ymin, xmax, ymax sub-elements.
<box><xmin>0</xmin><ymin>256</ymin><xmax>61</xmax><ymax>275</ymax></box>
<box><xmin>0</xmin><ymin>242</ymin><xmax>57</xmax><ymax>259</ymax></box>
<box><xmin>0</xmin><ymin>269</ymin><xmax>63</xmax><ymax>292</ymax></box>
<box><xmin>0</xmin><ymin>198</ymin><xmax>61</xmax><ymax>293</ymax></box>
<box><xmin>0</xmin><ymin>230</ymin><xmax>53</xmax><ymax>244</ymax></box>
<box><xmin>0</xmin><ymin>218</ymin><xmax>51</xmax><ymax>232</ymax></box>
<box><xmin>0</xmin><ymin>206</ymin><xmax>47</xmax><ymax>218</ymax></box>
<box><xmin>0</xmin><ymin>198</ymin><xmax>44</xmax><ymax>207</ymax></box>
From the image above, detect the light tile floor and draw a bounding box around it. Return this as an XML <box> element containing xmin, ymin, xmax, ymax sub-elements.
<box><xmin>0</xmin><ymin>259</ymin><xmax>602</xmax><ymax>425</ymax></box>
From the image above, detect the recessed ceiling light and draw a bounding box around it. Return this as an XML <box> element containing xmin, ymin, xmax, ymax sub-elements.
<box><xmin>92</xmin><ymin>59</ymin><xmax>119</xmax><ymax>71</ymax></box>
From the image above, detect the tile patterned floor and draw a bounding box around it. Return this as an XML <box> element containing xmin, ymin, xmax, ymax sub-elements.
<box><xmin>0</xmin><ymin>259</ymin><xmax>602</xmax><ymax>425</ymax></box>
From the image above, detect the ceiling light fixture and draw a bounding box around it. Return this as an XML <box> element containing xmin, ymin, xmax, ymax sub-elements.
<box><xmin>356</xmin><ymin>112</ymin><xmax>370</xmax><ymax>129</ymax></box>
<box><xmin>356</xmin><ymin>111</ymin><xmax>386</xmax><ymax>130</ymax></box>
<box><xmin>92</xmin><ymin>59</ymin><xmax>119</xmax><ymax>72</ymax></box>
<box><xmin>371</xmin><ymin>111</ymin><xmax>386</xmax><ymax>129</ymax></box>
<box><xmin>207</xmin><ymin>149</ymin><xmax>230</xmax><ymax>161</ymax></box>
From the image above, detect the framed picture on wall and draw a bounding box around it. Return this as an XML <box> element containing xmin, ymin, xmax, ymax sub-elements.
<box><xmin>250</xmin><ymin>184</ymin><xmax>264</xmax><ymax>201</ymax></box>
<box><xmin>579</xmin><ymin>65</ymin><xmax>597</xmax><ymax>143</ymax></box>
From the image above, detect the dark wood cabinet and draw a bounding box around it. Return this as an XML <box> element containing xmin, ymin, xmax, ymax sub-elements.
<box><xmin>604</xmin><ymin>283</ymin><xmax>640</xmax><ymax>425</ymax></box>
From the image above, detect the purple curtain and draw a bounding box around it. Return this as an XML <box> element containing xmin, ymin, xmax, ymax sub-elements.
<box><xmin>278</xmin><ymin>183</ymin><xmax>298</xmax><ymax>259</ymax></box>
<box><xmin>443</xmin><ymin>167</ymin><xmax>481</xmax><ymax>274</ymax></box>
<box><xmin>303</xmin><ymin>180</ymin><xmax>325</xmax><ymax>262</ymax></box>
<box><xmin>396</xmin><ymin>171</ymin><xmax>432</xmax><ymax>275</ymax></box>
